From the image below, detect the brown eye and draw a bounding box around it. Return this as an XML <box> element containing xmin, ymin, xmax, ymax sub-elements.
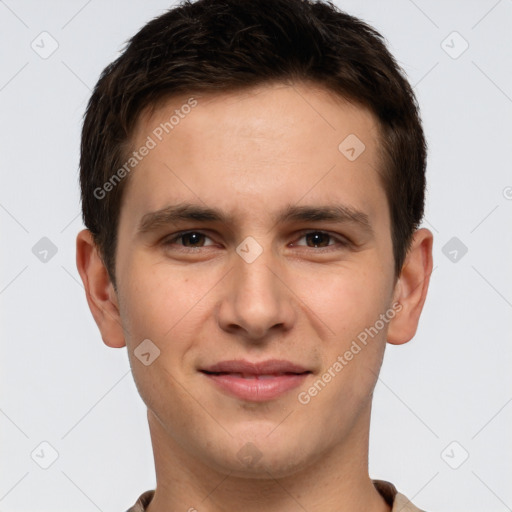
<box><xmin>304</xmin><ymin>231</ymin><xmax>332</xmax><ymax>248</ymax></box>
<box><xmin>180</xmin><ymin>232</ymin><xmax>206</xmax><ymax>247</ymax></box>
<box><xmin>164</xmin><ymin>231</ymin><xmax>215</xmax><ymax>248</ymax></box>
<box><xmin>293</xmin><ymin>230</ymin><xmax>348</xmax><ymax>249</ymax></box>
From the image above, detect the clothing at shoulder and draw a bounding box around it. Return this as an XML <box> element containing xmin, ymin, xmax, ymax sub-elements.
<box><xmin>125</xmin><ymin>489</ymin><xmax>154</xmax><ymax>512</ymax></box>
<box><xmin>373</xmin><ymin>480</ymin><xmax>426</xmax><ymax>512</ymax></box>
<box><xmin>125</xmin><ymin>481</ymin><xmax>426</xmax><ymax>512</ymax></box>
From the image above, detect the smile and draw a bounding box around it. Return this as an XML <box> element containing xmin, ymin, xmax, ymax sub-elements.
<box><xmin>200</xmin><ymin>359</ymin><xmax>312</xmax><ymax>402</ymax></box>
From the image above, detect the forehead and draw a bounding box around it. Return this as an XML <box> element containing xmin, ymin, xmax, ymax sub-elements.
<box><xmin>122</xmin><ymin>82</ymin><xmax>386</xmax><ymax>226</ymax></box>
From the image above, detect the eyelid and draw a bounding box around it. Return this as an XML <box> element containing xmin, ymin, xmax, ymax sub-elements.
<box><xmin>164</xmin><ymin>230</ymin><xmax>216</xmax><ymax>246</ymax></box>
<box><xmin>162</xmin><ymin>229</ymin><xmax>351</xmax><ymax>250</ymax></box>
<box><xmin>291</xmin><ymin>229</ymin><xmax>351</xmax><ymax>248</ymax></box>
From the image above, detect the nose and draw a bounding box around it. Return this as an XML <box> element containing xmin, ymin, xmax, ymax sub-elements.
<box><xmin>216</xmin><ymin>245</ymin><xmax>296</xmax><ymax>342</ymax></box>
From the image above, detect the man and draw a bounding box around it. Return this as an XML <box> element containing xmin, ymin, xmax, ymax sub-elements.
<box><xmin>76</xmin><ymin>0</ymin><xmax>433</xmax><ymax>510</ymax></box>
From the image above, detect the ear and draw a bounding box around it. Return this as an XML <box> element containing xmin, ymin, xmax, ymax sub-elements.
<box><xmin>76</xmin><ymin>229</ymin><xmax>126</xmax><ymax>348</ymax></box>
<box><xmin>387</xmin><ymin>228</ymin><xmax>433</xmax><ymax>345</ymax></box>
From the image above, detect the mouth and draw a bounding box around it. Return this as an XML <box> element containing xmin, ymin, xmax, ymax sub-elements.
<box><xmin>199</xmin><ymin>359</ymin><xmax>312</xmax><ymax>402</ymax></box>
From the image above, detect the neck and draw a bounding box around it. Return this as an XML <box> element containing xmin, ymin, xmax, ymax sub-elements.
<box><xmin>145</xmin><ymin>406</ymin><xmax>390</xmax><ymax>512</ymax></box>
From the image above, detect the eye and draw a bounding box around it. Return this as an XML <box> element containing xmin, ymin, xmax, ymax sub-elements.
<box><xmin>164</xmin><ymin>231</ymin><xmax>216</xmax><ymax>248</ymax></box>
<box><xmin>292</xmin><ymin>230</ymin><xmax>349</xmax><ymax>249</ymax></box>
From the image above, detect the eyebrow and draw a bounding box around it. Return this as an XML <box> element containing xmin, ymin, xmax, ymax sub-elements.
<box><xmin>138</xmin><ymin>202</ymin><xmax>373</xmax><ymax>235</ymax></box>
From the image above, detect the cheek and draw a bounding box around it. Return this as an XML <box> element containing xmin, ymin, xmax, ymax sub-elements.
<box><xmin>116</xmin><ymin>253</ymin><xmax>222</xmax><ymax>400</ymax></box>
<box><xmin>116</xmin><ymin>261</ymin><xmax>204</xmax><ymax>422</ymax></box>
<box><xmin>295</xmin><ymin>262</ymin><xmax>392</xmax><ymax>403</ymax></box>
<box><xmin>118</xmin><ymin>253</ymin><xmax>210</xmax><ymax>342</ymax></box>
<box><xmin>297</xmin><ymin>260</ymin><xmax>393</xmax><ymax>341</ymax></box>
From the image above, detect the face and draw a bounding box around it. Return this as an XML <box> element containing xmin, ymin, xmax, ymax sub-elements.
<box><xmin>111</xmin><ymin>83</ymin><xmax>401</xmax><ymax>477</ymax></box>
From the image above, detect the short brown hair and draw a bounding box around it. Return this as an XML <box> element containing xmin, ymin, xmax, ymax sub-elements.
<box><xmin>80</xmin><ymin>0</ymin><xmax>426</xmax><ymax>284</ymax></box>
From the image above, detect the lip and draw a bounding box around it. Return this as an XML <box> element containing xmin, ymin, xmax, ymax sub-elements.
<box><xmin>200</xmin><ymin>359</ymin><xmax>311</xmax><ymax>402</ymax></box>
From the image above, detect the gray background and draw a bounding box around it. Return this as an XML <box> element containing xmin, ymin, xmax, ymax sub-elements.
<box><xmin>1</xmin><ymin>1</ymin><xmax>511</xmax><ymax>511</ymax></box>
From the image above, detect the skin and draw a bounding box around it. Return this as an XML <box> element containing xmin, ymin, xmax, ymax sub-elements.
<box><xmin>77</xmin><ymin>82</ymin><xmax>433</xmax><ymax>512</ymax></box>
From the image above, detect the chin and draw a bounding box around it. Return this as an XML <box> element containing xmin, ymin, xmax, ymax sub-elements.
<box><xmin>198</xmin><ymin>426</ymin><xmax>317</xmax><ymax>479</ymax></box>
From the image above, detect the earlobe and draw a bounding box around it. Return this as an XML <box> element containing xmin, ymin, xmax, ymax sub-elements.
<box><xmin>387</xmin><ymin>228</ymin><xmax>433</xmax><ymax>345</ymax></box>
<box><xmin>76</xmin><ymin>229</ymin><xmax>126</xmax><ymax>348</ymax></box>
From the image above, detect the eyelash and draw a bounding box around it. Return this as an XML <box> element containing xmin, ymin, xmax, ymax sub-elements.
<box><xmin>162</xmin><ymin>230</ymin><xmax>350</xmax><ymax>252</ymax></box>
